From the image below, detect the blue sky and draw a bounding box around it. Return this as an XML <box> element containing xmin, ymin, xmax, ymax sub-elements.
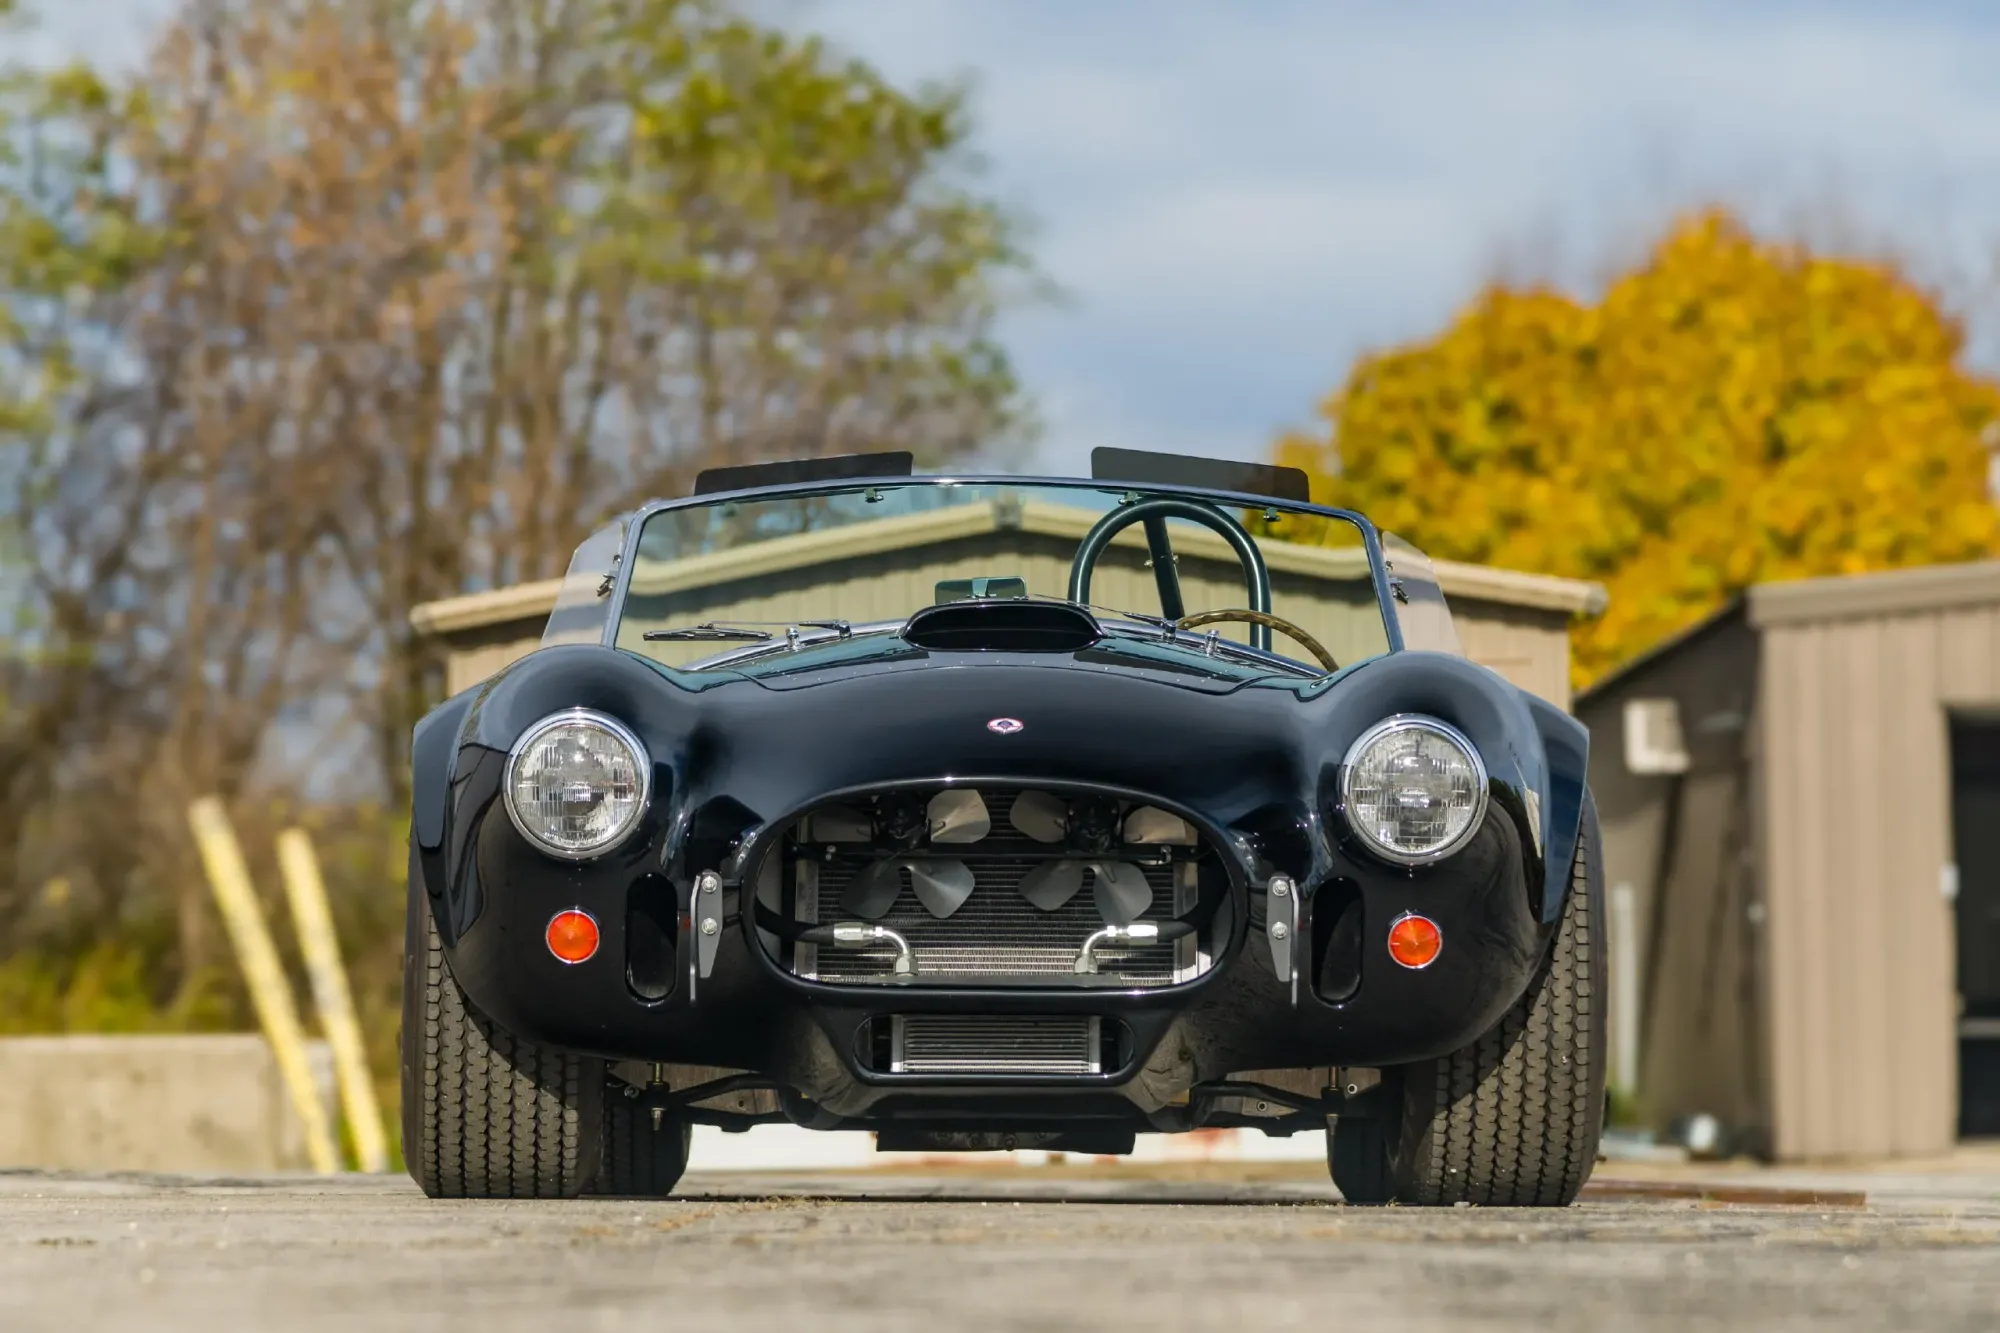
<box><xmin>23</xmin><ymin>0</ymin><xmax>2000</xmax><ymax>474</ymax></box>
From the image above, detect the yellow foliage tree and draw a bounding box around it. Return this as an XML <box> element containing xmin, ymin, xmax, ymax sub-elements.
<box><xmin>1277</xmin><ymin>211</ymin><xmax>2000</xmax><ymax>685</ymax></box>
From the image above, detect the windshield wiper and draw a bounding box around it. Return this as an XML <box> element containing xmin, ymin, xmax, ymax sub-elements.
<box><xmin>1068</xmin><ymin>601</ymin><xmax>1319</xmax><ymax>676</ymax></box>
<box><xmin>793</xmin><ymin>620</ymin><xmax>853</xmax><ymax>640</ymax></box>
<box><xmin>1020</xmin><ymin>593</ymin><xmax>1175</xmax><ymax>635</ymax></box>
<box><xmin>641</xmin><ymin>619</ymin><xmax>859</xmax><ymax>649</ymax></box>
<box><xmin>642</xmin><ymin>622</ymin><xmax>774</xmax><ymax>643</ymax></box>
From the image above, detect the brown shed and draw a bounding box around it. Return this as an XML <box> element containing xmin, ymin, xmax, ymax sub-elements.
<box><xmin>1577</xmin><ymin>560</ymin><xmax>2000</xmax><ymax>1161</ymax></box>
<box><xmin>409</xmin><ymin>495</ymin><xmax>1605</xmax><ymax>709</ymax></box>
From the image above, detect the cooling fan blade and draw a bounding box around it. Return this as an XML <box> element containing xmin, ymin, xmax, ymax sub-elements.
<box><xmin>1091</xmin><ymin>861</ymin><xmax>1153</xmax><ymax>924</ymax></box>
<box><xmin>1008</xmin><ymin>789</ymin><xmax>1068</xmax><ymax>844</ymax></box>
<box><xmin>908</xmin><ymin>859</ymin><xmax>976</xmax><ymax>918</ymax></box>
<box><xmin>1122</xmin><ymin>805</ymin><xmax>1196</xmax><ymax>846</ymax></box>
<box><xmin>840</xmin><ymin>859</ymin><xmax>904</xmax><ymax>919</ymax></box>
<box><xmin>1018</xmin><ymin>859</ymin><xmax>1086</xmax><ymax>911</ymax></box>
<box><xmin>927</xmin><ymin>790</ymin><xmax>991</xmax><ymax>844</ymax></box>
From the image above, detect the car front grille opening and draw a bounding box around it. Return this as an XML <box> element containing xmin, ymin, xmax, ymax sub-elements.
<box><xmin>861</xmin><ymin>1015</ymin><xmax>1120</xmax><ymax>1076</ymax></box>
<box><xmin>779</xmin><ymin>786</ymin><xmax>1219</xmax><ymax>989</ymax></box>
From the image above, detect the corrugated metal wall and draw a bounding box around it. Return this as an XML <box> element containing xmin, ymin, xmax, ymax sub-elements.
<box><xmin>447</xmin><ymin>639</ymin><xmax>537</xmax><ymax>696</ymax></box>
<box><xmin>440</xmin><ymin>529</ymin><xmax>1580</xmax><ymax>707</ymax></box>
<box><xmin>1756</xmin><ymin>601</ymin><xmax>2000</xmax><ymax>1159</ymax></box>
<box><xmin>1452</xmin><ymin>601</ymin><xmax>1575</xmax><ymax>712</ymax></box>
<box><xmin>1576</xmin><ymin>613</ymin><xmax>1766</xmax><ymax>1147</ymax></box>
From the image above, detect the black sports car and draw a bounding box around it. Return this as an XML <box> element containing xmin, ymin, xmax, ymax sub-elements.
<box><xmin>402</xmin><ymin>449</ymin><xmax>1604</xmax><ymax>1204</ymax></box>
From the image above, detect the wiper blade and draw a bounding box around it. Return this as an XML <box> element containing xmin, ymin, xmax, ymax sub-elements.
<box><xmin>1093</xmin><ymin>618</ymin><xmax>1319</xmax><ymax>677</ymax></box>
<box><xmin>642</xmin><ymin>622</ymin><xmax>774</xmax><ymax>643</ymax></box>
<box><xmin>1021</xmin><ymin>593</ymin><xmax>1176</xmax><ymax>634</ymax></box>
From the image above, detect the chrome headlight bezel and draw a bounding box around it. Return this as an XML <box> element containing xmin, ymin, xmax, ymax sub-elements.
<box><xmin>1338</xmin><ymin>714</ymin><xmax>1489</xmax><ymax>866</ymax></box>
<box><xmin>501</xmin><ymin>709</ymin><xmax>652</xmax><ymax>861</ymax></box>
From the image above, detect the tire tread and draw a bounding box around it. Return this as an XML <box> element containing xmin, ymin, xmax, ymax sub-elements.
<box><xmin>592</xmin><ymin>1094</ymin><xmax>693</xmax><ymax>1198</ymax></box>
<box><xmin>401</xmin><ymin>889</ymin><xmax>603</xmax><ymax>1199</ymax></box>
<box><xmin>1393</xmin><ymin>801</ymin><xmax>1605</xmax><ymax>1206</ymax></box>
<box><xmin>1330</xmin><ymin>798</ymin><xmax>1606</xmax><ymax>1207</ymax></box>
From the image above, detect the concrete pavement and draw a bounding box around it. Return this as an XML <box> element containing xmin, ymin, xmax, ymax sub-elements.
<box><xmin>1</xmin><ymin>1157</ymin><xmax>1996</xmax><ymax>1332</ymax></box>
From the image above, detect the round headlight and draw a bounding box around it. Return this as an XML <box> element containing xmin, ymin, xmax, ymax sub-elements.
<box><xmin>1339</xmin><ymin>716</ymin><xmax>1488</xmax><ymax>865</ymax></box>
<box><xmin>503</xmin><ymin>710</ymin><xmax>650</xmax><ymax>860</ymax></box>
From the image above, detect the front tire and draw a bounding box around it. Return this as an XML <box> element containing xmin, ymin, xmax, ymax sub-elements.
<box><xmin>591</xmin><ymin>1093</ymin><xmax>694</xmax><ymax>1197</ymax></box>
<box><xmin>401</xmin><ymin>866</ymin><xmax>606</xmax><ymax>1198</ymax></box>
<box><xmin>1327</xmin><ymin>1112</ymin><xmax>1391</xmax><ymax>1203</ymax></box>
<box><xmin>1331</xmin><ymin>795</ymin><xmax>1606</xmax><ymax>1206</ymax></box>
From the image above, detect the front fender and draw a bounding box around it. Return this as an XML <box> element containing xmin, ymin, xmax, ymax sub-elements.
<box><xmin>1524</xmin><ymin>692</ymin><xmax>1590</xmax><ymax>922</ymax></box>
<box><xmin>409</xmin><ymin>645</ymin><xmax>693</xmax><ymax>944</ymax></box>
<box><xmin>1308</xmin><ymin>650</ymin><xmax>1589</xmax><ymax>927</ymax></box>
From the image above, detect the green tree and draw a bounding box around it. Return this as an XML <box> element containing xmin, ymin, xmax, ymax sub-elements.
<box><xmin>1279</xmin><ymin>211</ymin><xmax>2000</xmax><ymax>684</ymax></box>
<box><xmin>0</xmin><ymin>0</ymin><xmax>1036</xmax><ymax>1001</ymax></box>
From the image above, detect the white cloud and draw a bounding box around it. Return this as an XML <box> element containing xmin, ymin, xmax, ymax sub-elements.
<box><xmin>27</xmin><ymin>0</ymin><xmax>2000</xmax><ymax>475</ymax></box>
<box><xmin>808</xmin><ymin>0</ymin><xmax>2000</xmax><ymax>473</ymax></box>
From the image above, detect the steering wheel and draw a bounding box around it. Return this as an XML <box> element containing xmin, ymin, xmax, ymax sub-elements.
<box><xmin>1068</xmin><ymin>497</ymin><xmax>1274</xmax><ymax>649</ymax></box>
<box><xmin>1178</xmin><ymin>609</ymin><xmax>1339</xmax><ymax>673</ymax></box>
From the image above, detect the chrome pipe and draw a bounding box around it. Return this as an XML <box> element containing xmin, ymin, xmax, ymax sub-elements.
<box><xmin>1073</xmin><ymin>921</ymin><xmax>1162</xmax><ymax>974</ymax></box>
<box><xmin>829</xmin><ymin>921</ymin><xmax>916</xmax><ymax>976</ymax></box>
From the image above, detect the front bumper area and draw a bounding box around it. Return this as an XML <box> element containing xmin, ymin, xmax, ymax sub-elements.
<box><xmin>433</xmin><ymin>776</ymin><xmax>1550</xmax><ymax>1128</ymax></box>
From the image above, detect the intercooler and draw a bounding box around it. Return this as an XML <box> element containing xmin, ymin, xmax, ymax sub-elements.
<box><xmin>786</xmin><ymin>787</ymin><xmax>1206</xmax><ymax>987</ymax></box>
<box><xmin>888</xmin><ymin>1015</ymin><xmax>1103</xmax><ymax>1075</ymax></box>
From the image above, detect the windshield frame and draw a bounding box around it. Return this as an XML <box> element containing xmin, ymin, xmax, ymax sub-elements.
<box><xmin>588</xmin><ymin>473</ymin><xmax>1408</xmax><ymax>657</ymax></box>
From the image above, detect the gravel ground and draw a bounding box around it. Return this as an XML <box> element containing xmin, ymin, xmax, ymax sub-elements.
<box><xmin>2</xmin><ymin>1157</ymin><xmax>1997</xmax><ymax>1332</ymax></box>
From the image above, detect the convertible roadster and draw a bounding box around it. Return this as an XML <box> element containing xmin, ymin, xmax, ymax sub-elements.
<box><xmin>401</xmin><ymin>449</ymin><xmax>1604</xmax><ymax>1205</ymax></box>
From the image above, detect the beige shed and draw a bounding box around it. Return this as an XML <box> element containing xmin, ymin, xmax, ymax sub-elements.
<box><xmin>1577</xmin><ymin>560</ymin><xmax>2000</xmax><ymax>1161</ymax></box>
<box><xmin>410</xmin><ymin>495</ymin><xmax>1605</xmax><ymax>709</ymax></box>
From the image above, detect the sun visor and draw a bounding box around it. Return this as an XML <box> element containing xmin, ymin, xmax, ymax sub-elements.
<box><xmin>1090</xmin><ymin>447</ymin><xmax>1311</xmax><ymax>503</ymax></box>
<box><xmin>693</xmin><ymin>451</ymin><xmax>915</xmax><ymax>496</ymax></box>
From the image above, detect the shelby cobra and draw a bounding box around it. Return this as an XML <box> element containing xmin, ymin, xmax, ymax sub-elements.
<box><xmin>402</xmin><ymin>449</ymin><xmax>1604</xmax><ymax>1204</ymax></box>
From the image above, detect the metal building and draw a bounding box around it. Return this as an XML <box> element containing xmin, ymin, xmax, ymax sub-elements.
<box><xmin>410</xmin><ymin>495</ymin><xmax>1604</xmax><ymax>709</ymax></box>
<box><xmin>1578</xmin><ymin>560</ymin><xmax>2000</xmax><ymax>1161</ymax></box>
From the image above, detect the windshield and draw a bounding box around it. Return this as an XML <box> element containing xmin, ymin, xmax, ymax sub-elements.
<box><xmin>541</xmin><ymin>515</ymin><xmax>631</xmax><ymax>647</ymax></box>
<box><xmin>1382</xmin><ymin>532</ymin><xmax>1465</xmax><ymax>655</ymax></box>
<box><xmin>600</xmin><ymin>482</ymin><xmax>1392</xmax><ymax>677</ymax></box>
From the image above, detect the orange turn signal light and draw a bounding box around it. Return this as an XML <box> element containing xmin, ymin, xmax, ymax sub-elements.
<box><xmin>546</xmin><ymin>909</ymin><xmax>600</xmax><ymax>964</ymax></box>
<box><xmin>1386</xmin><ymin>914</ymin><xmax>1442</xmax><ymax>970</ymax></box>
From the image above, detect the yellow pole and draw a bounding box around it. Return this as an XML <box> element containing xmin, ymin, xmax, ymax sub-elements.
<box><xmin>275</xmin><ymin>827</ymin><xmax>391</xmax><ymax>1173</ymax></box>
<box><xmin>186</xmin><ymin>797</ymin><xmax>341</xmax><ymax>1175</ymax></box>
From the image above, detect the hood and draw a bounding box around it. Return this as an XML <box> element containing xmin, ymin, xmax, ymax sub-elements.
<box><xmin>452</xmin><ymin>642</ymin><xmax>1540</xmax><ymax>846</ymax></box>
<box><xmin>418</xmin><ymin>641</ymin><xmax>1579</xmax><ymax>921</ymax></box>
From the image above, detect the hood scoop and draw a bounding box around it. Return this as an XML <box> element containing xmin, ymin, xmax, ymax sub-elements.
<box><xmin>901</xmin><ymin>600</ymin><xmax>1101</xmax><ymax>653</ymax></box>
